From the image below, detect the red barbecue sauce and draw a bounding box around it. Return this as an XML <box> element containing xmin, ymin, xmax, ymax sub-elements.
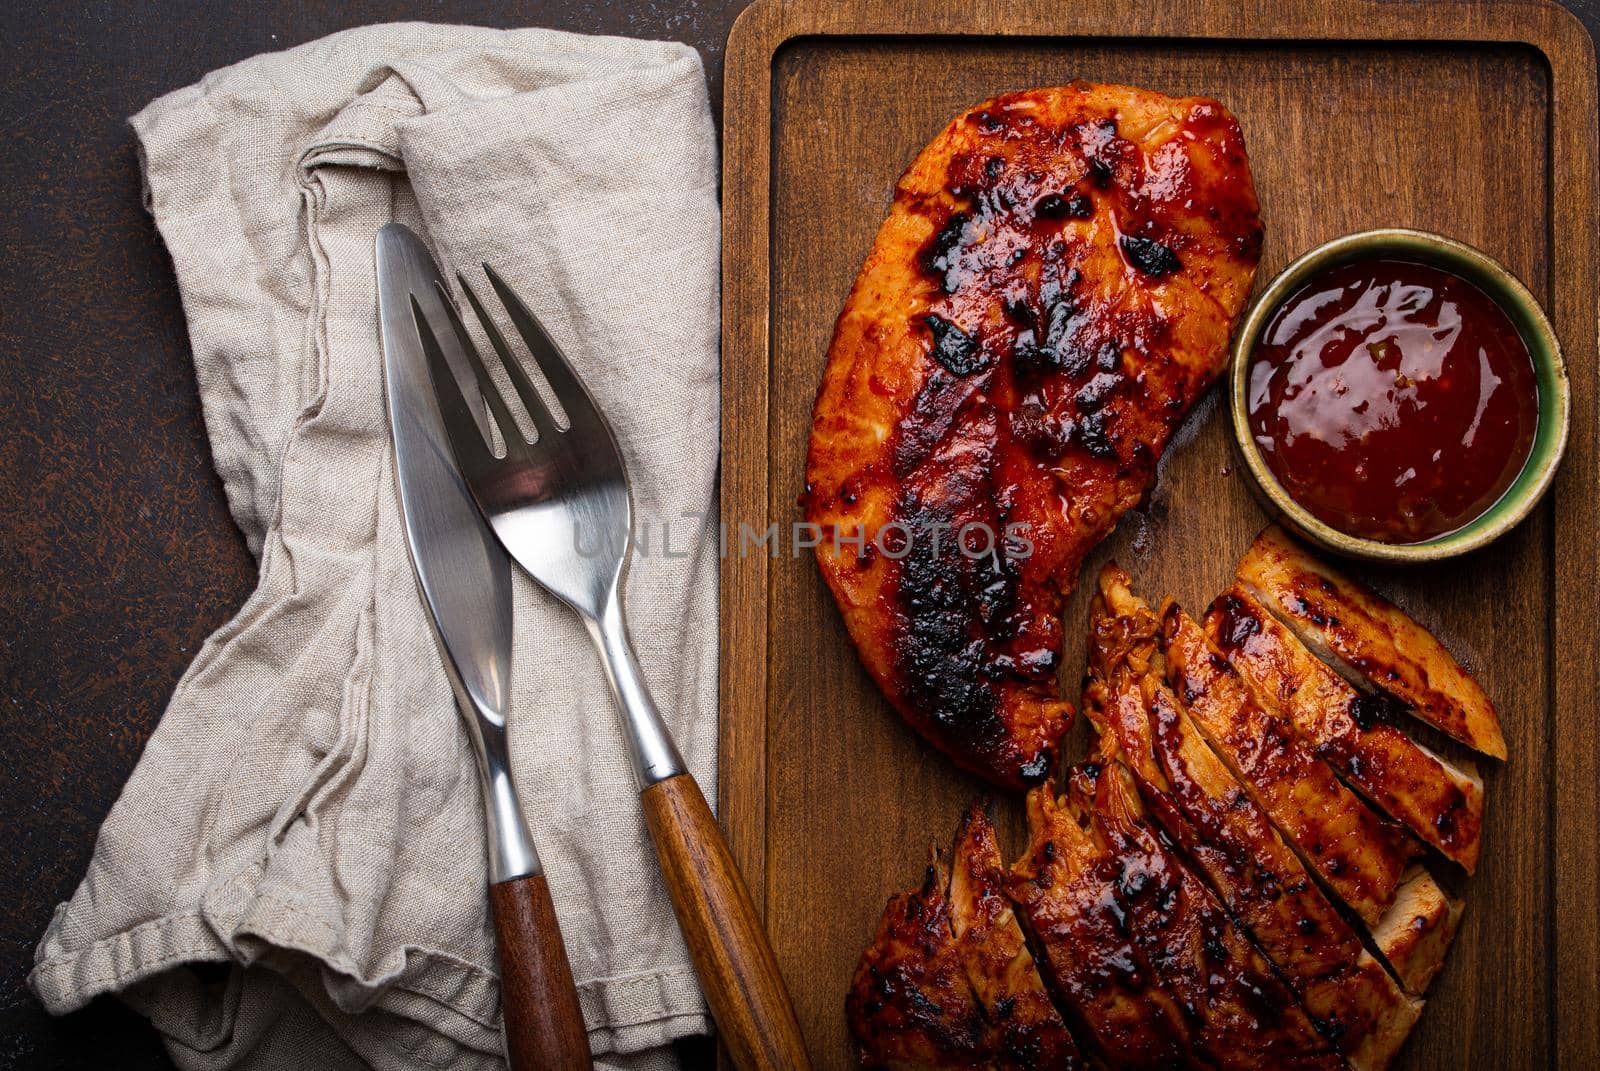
<box><xmin>1247</xmin><ymin>258</ymin><xmax>1538</xmax><ymax>544</ymax></box>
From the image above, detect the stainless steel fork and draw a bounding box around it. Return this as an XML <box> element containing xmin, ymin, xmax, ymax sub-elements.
<box><xmin>398</xmin><ymin>228</ymin><xmax>808</xmax><ymax>1071</ymax></box>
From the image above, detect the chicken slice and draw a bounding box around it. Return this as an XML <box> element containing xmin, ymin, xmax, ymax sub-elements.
<box><xmin>1206</xmin><ymin>585</ymin><xmax>1485</xmax><ymax>870</ymax></box>
<box><xmin>847</xmin><ymin>857</ymin><xmax>994</xmax><ymax>1070</ymax></box>
<box><xmin>948</xmin><ymin>804</ymin><xmax>1084</xmax><ymax>1069</ymax></box>
<box><xmin>1086</xmin><ymin>566</ymin><xmax>1420</xmax><ymax>1071</ymax></box>
<box><xmin>1371</xmin><ymin>865</ymin><xmax>1465</xmax><ymax>996</ymax></box>
<box><xmin>1008</xmin><ymin>786</ymin><xmax>1206</xmax><ymax>1068</ymax></box>
<box><xmin>848</xmin><ymin>808</ymin><xmax>1083</xmax><ymax>1070</ymax></box>
<box><xmin>1069</xmin><ymin>760</ymin><xmax>1344</xmax><ymax>1071</ymax></box>
<box><xmin>1161</xmin><ymin>602</ymin><xmax>1418</xmax><ymax>928</ymax></box>
<box><xmin>1236</xmin><ymin>527</ymin><xmax>1506</xmax><ymax>759</ymax></box>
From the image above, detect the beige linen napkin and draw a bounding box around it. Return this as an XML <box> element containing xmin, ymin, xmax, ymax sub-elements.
<box><xmin>29</xmin><ymin>22</ymin><xmax>721</xmax><ymax>1071</ymax></box>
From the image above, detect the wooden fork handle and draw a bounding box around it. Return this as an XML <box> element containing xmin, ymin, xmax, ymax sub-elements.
<box><xmin>488</xmin><ymin>874</ymin><xmax>592</xmax><ymax>1071</ymax></box>
<box><xmin>641</xmin><ymin>772</ymin><xmax>810</xmax><ymax>1070</ymax></box>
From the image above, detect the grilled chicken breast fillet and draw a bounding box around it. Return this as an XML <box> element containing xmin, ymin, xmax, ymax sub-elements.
<box><xmin>1236</xmin><ymin>527</ymin><xmax>1506</xmax><ymax>759</ymax></box>
<box><xmin>850</xmin><ymin>549</ymin><xmax>1490</xmax><ymax>1071</ymax></box>
<box><xmin>804</xmin><ymin>82</ymin><xmax>1262</xmax><ymax>788</ymax></box>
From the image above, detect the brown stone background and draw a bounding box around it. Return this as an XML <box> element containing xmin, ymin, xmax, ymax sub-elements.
<box><xmin>0</xmin><ymin>2</ymin><xmax>1594</xmax><ymax>1068</ymax></box>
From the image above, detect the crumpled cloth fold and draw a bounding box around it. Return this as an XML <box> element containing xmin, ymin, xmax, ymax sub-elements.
<box><xmin>30</xmin><ymin>22</ymin><xmax>720</xmax><ymax>1071</ymax></box>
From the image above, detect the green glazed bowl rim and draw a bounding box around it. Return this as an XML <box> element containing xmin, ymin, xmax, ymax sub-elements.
<box><xmin>1229</xmin><ymin>228</ymin><xmax>1570</xmax><ymax>563</ymax></box>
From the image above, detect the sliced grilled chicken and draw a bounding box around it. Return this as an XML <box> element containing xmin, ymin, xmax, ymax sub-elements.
<box><xmin>1236</xmin><ymin>527</ymin><xmax>1506</xmax><ymax>759</ymax></box>
<box><xmin>847</xmin><ymin>533</ymin><xmax>1495</xmax><ymax>1069</ymax></box>
<box><xmin>1207</xmin><ymin>585</ymin><xmax>1485</xmax><ymax>870</ymax></box>
<box><xmin>1086</xmin><ymin>566</ymin><xmax>1420</xmax><ymax>1071</ymax></box>
<box><xmin>847</xmin><ymin>857</ymin><xmax>995</xmax><ymax>1070</ymax></box>
<box><xmin>1161</xmin><ymin>602</ymin><xmax>1418</xmax><ymax>928</ymax></box>
<box><xmin>848</xmin><ymin>809</ymin><xmax>1081</xmax><ymax>1070</ymax></box>
<box><xmin>1008</xmin><ymin>786</ymin><xmax>1204</xmax><ymax>1068</ymax></box>
<box><xmin>804</xmin><ymin>82</ymin><xmax>1262</xmax><ymax>788</ymax></box>
<box><xmin>1070</xmin><ymin>760</ymin><xmax>1344</xmax><ymax>1071</ymax></box>
<box><xmin>947</xmin><ymin>805</ymin><xmax>1084</xmax><ymax>1069</ymax></box>
<box><xmin>1163</xmin><ymin>592</ymin><xmax>1464</xmax><ymax>1002</ymax></box>
<box><xmin>1371</xmin><ymin>864</ymin><xmax>1465</xmax><ymax>996</ymax></box>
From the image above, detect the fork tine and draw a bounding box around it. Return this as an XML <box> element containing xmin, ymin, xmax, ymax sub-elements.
<box><xmin>482</xmin><ymin>264</ymin><xmax>603</xmax><ymax>433</ymax></box>
<box><xmin>431</xmin><ymin>280</ymin><xmax>526</xmax><ymax>451</ymax></box>
<box><xmin>412</xmin><ymin>295</ymin><xmax>495</xmax><ymax>466</ymax></box>
<box><xmin>457</xmin><ymin>272</ymin><xmax>562</xmax><ymax>438</ymax></box>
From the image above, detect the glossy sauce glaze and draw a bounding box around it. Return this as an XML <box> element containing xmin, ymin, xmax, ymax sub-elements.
<box><xmin>1247</xmin><ymin>258</ymin><xmax>1538</xmax><ymax>543</ymax></box>
<box><xmin>803</xmin><ymin>82</ymin><xmax>1262</xmax><ymax>789</ymax></box>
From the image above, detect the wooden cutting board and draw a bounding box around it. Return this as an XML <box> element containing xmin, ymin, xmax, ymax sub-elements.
<box><xmin>718</xmin><ymin>0</ymin><xmax>1598</xmax><ymax>1066</ymax></box>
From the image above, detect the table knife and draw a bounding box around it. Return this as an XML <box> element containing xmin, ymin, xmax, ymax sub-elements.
<box><xmin>384</xmin><ymin>220</ymin><xmax>808</xmax><ymax>1069</ymax></box>
<box><xmin>377</xmin><ymin>227</ymin><xmax>591</xmax><ymax>1071</ymax></box>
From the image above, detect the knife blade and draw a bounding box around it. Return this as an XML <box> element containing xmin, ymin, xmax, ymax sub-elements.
<box><xmin>377</xmin><ymin>222</ymin><xmax>590</xmax><ymax>1071</ymax></box>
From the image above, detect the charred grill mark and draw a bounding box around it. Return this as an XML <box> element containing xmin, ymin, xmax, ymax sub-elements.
<box><xmin>1090</xmin><ymin>774</ymin><xmax>1334</xmax><ymax>1065</ymax></box>
<box><xmin>892</xmin><ymin>492</ymin><xmax>1011</xmax><ymax>762</ymax></box>
<box><xmin>1077</xmin><ymin>411</ymin><xmax>1116</xmax><ymax>459</ymax></box>
<box><xmin>1136</xmin><ymin>672</ymin><xmax>1400</xmax><ymax>1058</ymax></box>
<box><xmin>1014</xmin><ymin>846</ymin><xmax>1196</xmax><ymax>1066</ymax></box>
<box><xmin>1121</xmin><ymin>236</ymin><xmax>1182</xmax><ymax>277</ymax></box>
<box><xmin>974</xmin><ymin>109</ymin><xmax>1007</xmax><ymax>134</ymax></box>
<box><xmin>1167</xmin><ymin>606</ymin><xmax>1422</xmax><ymax>920</ymax></box>
<box><xmin>1348</xmin><ymin>692</ymin><xmax>1403</xmax><ymax>732</ymax></box>
<box><xmin>1035</xmin><ymin>193</ymin><xmax>1069</xmax><ymax>220</ymax></box>
<box><xmin>883</xmin><ymin>323</ymin><xmax>1063</xmax><ymax>785</ymax></box>
<box><xmin>1013</xmin><ymin>267</ymin><xmax>1131</xmax><ymax>406</ymax></box>
<box><xmin>1074</xmin><ymin>117</ymin><xmax>1129</xmax><ymax>187</ymax></box>
<box><xmin>1010</xmin><ymin>397</ymin><xmax>1072</xmax><ymax>458</ymax></box>
<box><xmin>1074</xmin><ymin>371</ymin><xmax>1121</xmax><ymax>413</ymax></box>
<box><xmin>921</xmin><ymin>211</ymin><xmax>971</xmax><ymax>293</ymax></box>
<box><xmin>923</xmin><ymin>314</ymin><xmax>985</xmax><ymax>375</ymax></box>
<box><xmin>1206</xmin><ymin>583</ymin><xmax>1486</xmax><ymax>873</ymax></box>
<box><xmin>1018</xmin><ymin>752</ymin><xmax>1051</xmax><ymax>782</ymax></box>
<box><xmin>1003</xmin><ymin>291</ymin><xmax>1036</xmax><ymax>327</ymax></box>
<box><xmin>1213</xmin><ymin>592</ymin><xmax>1263</xmax><ymax>651</ymax></box>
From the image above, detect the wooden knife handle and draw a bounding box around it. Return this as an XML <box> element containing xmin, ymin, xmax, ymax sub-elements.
<box><xmin>641</xmin><ymin>773</ymin><xmax>809</xmax><ymax>1070</ymax></box>
<box><xmin>488</xmin><ymin>874</ymin><xmax>592</xmax><ymax>1071</ymax></box>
